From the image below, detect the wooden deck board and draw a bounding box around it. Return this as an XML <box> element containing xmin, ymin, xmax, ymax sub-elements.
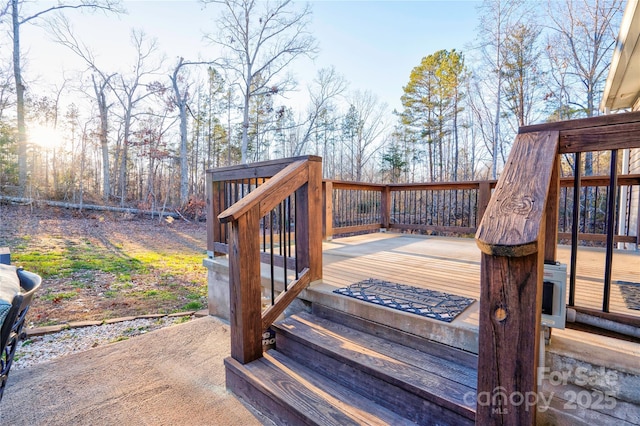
<box><xmin>322</xmin><ymin>233</ymin><xmax>640</xmax><ymax>320</ymax></box>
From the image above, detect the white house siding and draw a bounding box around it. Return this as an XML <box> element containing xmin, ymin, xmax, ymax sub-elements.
<box><xmin>628</xmin><ymin>143</ymin><xmax>639</xmax><ymax>247</ymax></box>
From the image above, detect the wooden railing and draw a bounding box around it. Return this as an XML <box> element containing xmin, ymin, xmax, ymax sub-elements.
<box><xmin>474</xmin><ymin>110</ymin><xmax>640</xmax><ymax>425</ymax></box>
<box><xmin>324</xmin><ymin>177</ymin><xmax>639</xmax><ymax>244</ymax></box>
<box><xmin>207</xmin><ymin>156</ymin><xmax>323</xmax><ymax>364</ymax></box>
<box><xmin>324</xmin><ymin>180</ymin><xmax>495</xmax><ymax>238</ymax></box>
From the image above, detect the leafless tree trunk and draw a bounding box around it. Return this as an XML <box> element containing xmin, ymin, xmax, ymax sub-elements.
<box><xmin>92</xmin><ymin>74</ymin><xmax>115</xmax><ymax>201</ymax></box>
<box><xmin>346</xmin><ymin>90</ymin><xmax>389</xmax><ymax>182</ymax></box>
<box><xmin>170</xmin><ymin>57</ymin><xmax>214</xmax><ymax>205</ymax></box>
<box><xmin>475</xmin><ymin>0</ymin><xmax>526</xmax><ymax>179</ymax></box>
<box><xmin>46</xmin><ymin>13</ymin><xmax>118</xmax><ymax>202</ymax></box>
<box><xmin>294</xmin><ymin>66</ymin><xmax>347</xmax><ymax>156</ymax></box>
<box><xmin>8</xmin><ymin>0</ymin><xmax>122</xmax><ymax>196</ymax></box>
<box><xmin>546</xmin><ymin>0</ymin><xmax>623</xmax><ymax>175</ymax></box>
<box><xmin>109</xmin><ymin>30</ymin><xmax>163</xmax><ymax>206</ymax></box>
<box><xmin>204</xmin><ymin>0</ymin><xmax>317</xmax><ymax>163</ymax></box>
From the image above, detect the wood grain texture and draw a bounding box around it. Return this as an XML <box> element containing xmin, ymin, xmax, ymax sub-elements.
<box><xmin>518</xmin><ymin>111</ymin><xmax>640</xmax><ymax>154</ymax></box>
<box><xmin>261</xmin><ymin>269</ymin><xmax>311</xmax><ymax>330</ymax></box>
<box><xmin>265</xmin><ymin>351</ymin><xmax>416</xmax><ymax>426</ymax></box>
<box><xmin>333</xmin><ymin>223</ymin><xmax>383</xmax><ymax>235</ymax></box>
<box><xmin>560</xmin><ymin>174</ymin><xmax>640</xmax><ymax>187</ymax></box>
<box><xmin>312</xmin><ymin>304</ymin><xmax>478</xmax><ymax>369</ymax></box>
<box><xmin>307</xmin><ymin>160</ymin><xmax>324</xmax><ymax>282</ymax></box>
<box><xmin>389</xmin><ymin>223</ymin><xmax>476</xmax><ymax>234</ymax></box>
<box><xmin>225</xmin><ymin>352</ymin><xmax>416</xmax><ymax>426</ymax></box>
<box><xmin>328</xmin><ymin>181</ymin><xmax>386</xmax><ymax>191</ymax></box>
<box><xmin>274</xmin><ymin>313</ymin><xmax>476</xmax><ymax>424</ymax></box>
<box><xmin>228</xmin><ymin>206</ymin><xmax>263</xmax><ymax>364</ymax></box>
<box><xmin>319</xmin><ymin>233</ymin><xmax>640</xmax><ymax>326</ymax></box>
<box><xmin>210</xmin><ymin>180</ymin><xmax>227</xmax><ymax>256</ymax></box>
<box><xmin>476</xmin><ymin>131</ymin><xmax>559</xmax><ymax>257</ymax></box>
<box><xmin>206</xmin><ymin>172</ymin><xmax>214</xmax><ymax>254</ymax></box>
<box><xmin>519</xmin><ymin>110</ymin><xmax>640</xmax><ymax>134</ymax></box>
<box><xmin>211</xmin><ymin>155</ymin><xmax>321</xmax><ymax>181</ymax></box>
<box><xmin>477</xmin><ymin>181</ymin><xmax>492</xmax><ymax>226</ymax></box>
<box><xmin>559</xmin><ymin>122</ymin><xmax>640</xmax><ymax>153</ymax></box>
<box><xmin>288</xmin><ymin>312</ymin><xmax>478</xmax><ymax>388</ymax></box>
<box><xmin>476</xmin><ymin>251</ymin><xmax>543</xmax><ymax>426</ymax></box>
<box><xmin>323</xmin><ymin>181</ymin><xmax>333</xmax><ymax>239</ymax></box>
<box><xmin>544</xmin><ymin>157</ymin><xmax>560</xmax><ymax>262</ymax></box>
<box><xmin>558</xmin><ymin>233</ymin><xmax>638</xmax><ymax>244</ymax></box>
<box><xmin>381</xmin><ymin>186</ymin><xmax>391</xmax><ymax>229</ymax></box>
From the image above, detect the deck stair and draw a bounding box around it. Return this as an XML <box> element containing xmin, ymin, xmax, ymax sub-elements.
<box><xmin>225</xmin><ymin>307</ymin><xmax>478</xmax><ymax>425</ymax></box>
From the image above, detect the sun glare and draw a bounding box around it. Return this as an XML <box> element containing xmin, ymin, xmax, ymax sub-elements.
<box><xmin>29</xmin><ymin>125</ymin><xmax>64</xmax><ymax>149</ymax></box>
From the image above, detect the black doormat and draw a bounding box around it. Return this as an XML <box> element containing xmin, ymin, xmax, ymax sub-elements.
<box><xmin>616</xmin><ymin>281</ymin><xmax>640</xmax><ymax>311</ymax></box>
<box><xmin>333</xmin><ymin>278</ymin><xmax>476</xmax><ymax>323</ymax></box>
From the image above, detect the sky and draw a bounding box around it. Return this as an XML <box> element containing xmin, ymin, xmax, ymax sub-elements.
<box><xmin>21</xmin><ymin>0</ymin><xmax>481</xmax><ymax>114</ymax></box>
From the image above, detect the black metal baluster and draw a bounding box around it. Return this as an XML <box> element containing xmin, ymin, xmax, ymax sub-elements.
<box><xmin>283</xmin><ymin>199</ymin><xmax>288</xmax><ymax>291</ymax></box>
<box><xmin>569</xmin><ymin>153</ymin><xmax>581</xmax><ymax>307</ymax></box>
<box><xmin>294</xmin><ymin>191</ymin><xmax>299</xmax><ymax>279</ymax></box>
<box><xmin>270</xmin><ymin>209</ymin><xmax>275</xmax><ymax>305</ymax></box>
<box><xmin>603</xmin><ymin>149</ymin><xmax>618</xmax><ymax>313</ymax></box>
<box><xmin>279</xmin><ymin>203</ymin><xmax>283</xmax><ymax>257</ymax></box>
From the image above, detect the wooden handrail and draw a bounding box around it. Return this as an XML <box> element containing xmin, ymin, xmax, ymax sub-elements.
<box><xmin>519</xmin><ymin>109</ymin><xmax>640</xmax><ymax>133</ymax></box>
<box><xmin>476</xmin><ymin>131</ymin><xmax>560</xmax><ymax>257</ymax></box>
<box><xmin>209</xmin><ymin>155</ymin><xmax>321</xmax><ymax>181</ymax></box>
<box><xmin>519</xmin><ymin>110</ymin><xmax>640</xmax><ymax>153</ymax></box>
<box><xmin>218</xmin><ymin>156</ymin><xmax>323</xmax><ymax>365</ymax></box>
<box><xmin>475</xmin><ymin>111</ymin><xmax>640</xmax><ymax>424</ymax></box>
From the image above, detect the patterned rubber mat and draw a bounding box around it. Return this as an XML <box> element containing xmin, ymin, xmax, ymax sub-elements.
<box><xmin>333</xmin><ymin>278</ymin><xmax>476</xmax><ymax>323</ymax></box>
<box><xmin>617</xmin><ymin>281</ymin><xmax>640</xmax><ymax>311</ymax></box>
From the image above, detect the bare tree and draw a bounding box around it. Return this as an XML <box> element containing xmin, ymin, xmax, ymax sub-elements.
<box><xmin>203</xmin><ymin>0</ymin><xmax>317</xmax><ymax>163</ymax></box>
<box><xmin>108</xmin><ymin>30</ymin><xmax>164</xmax><ymax>206</ymax></box>
<box><xmin>170</xmin><ymin>57</ymin><xmax>214</xmax><ymax>205</ymax></box>
<box><xmin>0</xmin><ymin>62</ymin><xmax>14</xmax><ymax>120</ymax></box>
<box><xmin>6</xmin><ymin>0</ymin><xmax>123</xmax><ymax>196</ymax></box>
<box><xmin>47</xmin><ymin>14</ymin><xmax>117</xmax><ymax>201</ymax></box>
<box><xmin>342</xmin><ymin>90</ymin><xmax>389</xmax><ymax>182</ymax></box>
<box><xmin>473</xmin><ymin>0</ymin><xmax>526</xmax><ymax>178</ymax></box>
<box><xmin>546</xmin><ymin>0</ymin><xmax>623</xmax><ymax>176</ymax></box>
<box><xmin>502</xmin><ymin>22</ymin><xmax>544</xmax><ymax>129</ymax></box>
<box><xmin>546</xmin><ymin>0</ymin><xmax>623</xmax><ymax>119</ymax></box>
<box><xmin>293</xmin><ymin>66</ymin><xmax>347</xmax><ymax>156</ymax></box>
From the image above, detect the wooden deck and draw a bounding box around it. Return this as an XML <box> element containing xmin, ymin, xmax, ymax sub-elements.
<box><xmin>321</xmin><ymin>232</ymin><xmax>640</xmax><ymax>320</ymax></box>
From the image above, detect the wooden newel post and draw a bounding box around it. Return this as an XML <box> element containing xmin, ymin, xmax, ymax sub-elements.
<box><xmin>307</xmin><ymin>159</ymin><xmax>324</xmax><ymax>281</ymax></box>
<box><xmin>227</xmin><ymin>206</ymin><xmax>263</xmax><ymax>364</ymax></box>
<box><xmin>475</xmin><ymin>131</ymin><xmax>559</xmax><ymax>425</ymax></box>
<box><xmin>206</xmin><ymin>171</ymin><xmax>214</xmax><ymax>257</ymax></box>
<box><xmin>323</xmin><ymin>180</ymin><xmax>333</xmax><ymax>241</ymax></box>
<box><xmin>477</xmin><ymin>250</ymin><xmax>544</xmax><ymax>424</ymax></box>
<box><xmin>381</xmin><ymin>185</ymin><xmax>391</xmax><ymax>230</ymax></box>
<box><xmin>477</xmin><ymin>181</ymin><xmax>492</xmax><ymax>226</ymax></box>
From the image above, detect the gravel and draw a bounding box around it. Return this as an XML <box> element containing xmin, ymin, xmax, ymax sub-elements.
<box><xmin>13</xmin><ymin>316</ymin><xmax>193</xmax><ymax>370</ymax></box>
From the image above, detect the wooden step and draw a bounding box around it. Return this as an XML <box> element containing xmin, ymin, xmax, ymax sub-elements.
<box><xmin>225</xmin><ymin>351</ymin><xmax>415</xmax><ymax>426</ymax></box>
<box><xmin>272</xmin><ymin>312</ymin><xmax>477</xmax><ymax>425</ymax></box>
<box><xmin>312</xmin><ymin>303</ymin><xmax>478</xmax><ymax>370</ymax></box>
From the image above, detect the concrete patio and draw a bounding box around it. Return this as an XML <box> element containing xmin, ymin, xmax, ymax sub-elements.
<box><xmin>0</xmin><ymin>316</ymin><xmax>269</xmax><ymax>425</ymax></box>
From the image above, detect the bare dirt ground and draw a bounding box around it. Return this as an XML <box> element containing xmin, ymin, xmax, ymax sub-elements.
<box><xmin>0</xmin><ymin>202</ymin><xmax>209</xmax><ymax>327</ymax></box>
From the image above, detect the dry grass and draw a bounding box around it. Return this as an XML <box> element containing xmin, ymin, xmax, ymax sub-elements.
<box><xmin>0</xmin><ymin>203</ymin><xmax>208</xmax><ymax>327</ymax></box>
